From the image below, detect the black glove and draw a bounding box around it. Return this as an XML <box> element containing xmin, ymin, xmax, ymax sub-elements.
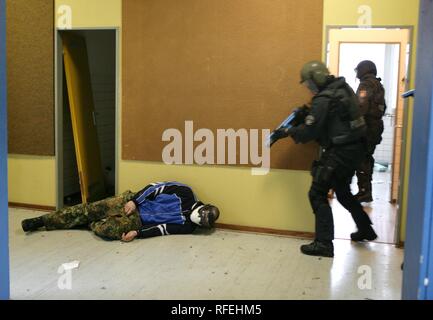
<box><xmin>291</xmin><ymin>105</ymin><xmax>310</xmax><ymax>126</ymax></box>
<box><xmin>269</xmin><ymin>127</ymin><xmax>295</xmax><ymax>147</ymax></box>
<box><xmin>273</xmin><ymin>128</ymin><xmax>290</xmax><ymax>140</ymax></box>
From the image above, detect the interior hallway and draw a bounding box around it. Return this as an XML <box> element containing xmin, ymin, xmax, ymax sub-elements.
<box><xmin>10</xmin><ymin>208</ymin><xmax>403</xmax><ymax>300</ymax></box>
<box><xmin>333</xmin><ymin>171</ymin><xmax>397</xmax><ymax>244</ymax></box>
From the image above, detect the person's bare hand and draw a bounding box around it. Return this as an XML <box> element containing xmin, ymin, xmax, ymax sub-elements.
<box><xmin>121</xmin><ymin>230</ymin><xmax>138</xmax><ymax>242</ymax></box>
<box><xmin>124</xmin><ymin>201</ymin><xmax>136</xmax><ymax>215</ymax></box>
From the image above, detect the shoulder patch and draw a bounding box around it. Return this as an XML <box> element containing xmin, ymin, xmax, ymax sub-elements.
<box><xmin>305</xmin><ymin>115</ymin><xmax>315</xmax><ymax>126</ymax></box>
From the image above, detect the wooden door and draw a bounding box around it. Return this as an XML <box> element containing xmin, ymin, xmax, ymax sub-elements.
<box><xmin>62</xmin><ymin>32</ymin><xmax>106</xmax><ymax>203</ymax></box>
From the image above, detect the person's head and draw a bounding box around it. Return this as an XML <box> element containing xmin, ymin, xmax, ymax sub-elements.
<box><xmin>190</xmin><ymin>204</ymin><xmax>220</xmax><ymax>228</ymax></box>
<box><xmin>300</xmin><ymin>60</ymin><xmax>331</xmax><ymax>94</ymax></box>
<box><xmin>355</xmin><ymin>60</ymin><xmax>377</xmax><ymax>79</ymax></box>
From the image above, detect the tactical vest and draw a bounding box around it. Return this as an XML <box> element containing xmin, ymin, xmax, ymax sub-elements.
<box><xmin>316</xmin><ymin>77</ymin><xmax>366</xmax><ymax>147</ymax></box>
<box><xmin>358</xmin><ymin>75</ymin><xmax>387</xmax><ymax>120</ymax></box>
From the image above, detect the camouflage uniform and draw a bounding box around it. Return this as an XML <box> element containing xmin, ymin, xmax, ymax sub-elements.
<box><xmin>41</xmin><ymin>191</ymin><xmax>142</xmax><ymax>240</ymax></box>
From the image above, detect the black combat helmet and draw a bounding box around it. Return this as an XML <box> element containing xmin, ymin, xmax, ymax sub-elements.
<box><xmin>300</xmin><ymin>61</ymin><xmax>331</xmax><ymax>93</ymax></box>
<box><xmin>355</xmin><ymin>60</ymin><xmax>377</xmax><ymax>79</ymax></box>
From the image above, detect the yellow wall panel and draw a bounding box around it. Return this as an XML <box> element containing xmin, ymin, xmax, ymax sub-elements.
<box><xmin>119</xmin><ymin>162</ymin><xmax>314</xmax><ymax>231</ymax></box>
<box><xmin>8</xmin><ymin>155</ymin><xmax>56</xmax><ymax>207</ymax></box>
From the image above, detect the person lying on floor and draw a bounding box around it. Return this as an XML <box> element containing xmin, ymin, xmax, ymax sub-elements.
<box><xmin>21</xmin><ymin>181</ymin><xmax>220</xmax><ymax>242</ymax></box>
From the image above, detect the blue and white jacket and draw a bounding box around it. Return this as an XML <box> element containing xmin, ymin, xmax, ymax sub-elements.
<box><xmin>131</xmin><ymin>181</ymin><xmax>199</xmax><ymax>226</ymax></box>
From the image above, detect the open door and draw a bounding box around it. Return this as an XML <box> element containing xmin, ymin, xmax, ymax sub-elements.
<box><xmin>327</xmin><ymin>28</ymin><xmax>410</xmax><ymax>203</ymax></box>
<box><xmin>327</xmin><ymin>28</ymin><xmax>412</xmax><ymax>244</ymax></box>
<box><xmin>61</xmin><ymin>32</ymin><xmax>106</xmax><ymax>203</ymax></box>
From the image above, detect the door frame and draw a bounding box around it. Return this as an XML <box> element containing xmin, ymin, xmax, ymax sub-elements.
<box><xmin>325</xmin><ymin>26</ymin><xmax>413</xmax><ymax>245</ymax></box>
<box><xmin>403</xmin><ymin>0</ymin><xmax>433</xmax><ymax>299</ymax></box>
<box><xmin>55</xmin><ymin>27</ymin><xmax>120</xmax><ymax>209</ymax></box>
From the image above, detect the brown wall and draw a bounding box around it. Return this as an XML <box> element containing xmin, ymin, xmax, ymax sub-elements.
<box><xmin>122</xmin><ymin>0</ymin><xmax>323</xmax><ymax>170</ymax></box>
<box><xmin>6</xmin><ymin>0</ymin><xmax>54</xmax><ymax>155</ymax></box>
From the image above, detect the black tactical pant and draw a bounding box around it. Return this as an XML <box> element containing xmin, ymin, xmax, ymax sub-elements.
<box><xmin>356</xmin><ymin>145</ymin><xmax>376</xmax><ymax>194</ymax></box>
<box><xmin>356</xmin><ymin>124</ymin><xmax>384</xmax><ymax>194</ymax></box>
<box><xmin>309</xmin><ymin>142</ymin><xmax>373</xmax><ymax>242</ymax></box>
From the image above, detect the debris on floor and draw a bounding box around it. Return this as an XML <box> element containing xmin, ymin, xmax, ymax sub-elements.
<box><xmin>62</xmin><ymin>260</ymin><xmax>80</xmax><ymax>270</ymax></box>
<box><xmin>374</xmin><ymin>162</ymin><xmax>389</xmax><ymax>172</ymax></box>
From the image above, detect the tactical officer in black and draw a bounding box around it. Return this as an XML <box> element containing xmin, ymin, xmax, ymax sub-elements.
<box><xmin>274</xmin><ymin>61</ymin><xmax>378</xmax><ymax>257</ymax></box>
<box><xmin>354</xmin><ymin>60</ymin><xmax>386</xmax><ymax>202</ymax></box>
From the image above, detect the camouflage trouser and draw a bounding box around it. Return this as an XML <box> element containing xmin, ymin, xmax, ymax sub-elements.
<box><xmin>41</xmin><ymin>191</ymin><xmax>142</xmax><ymax>240</ymax></box>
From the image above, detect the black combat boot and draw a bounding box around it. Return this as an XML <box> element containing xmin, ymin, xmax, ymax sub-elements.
<box><xmin>300</xmin><ymin>240</ymin><xmax>334</xmax><ymax>258</ymax></box>
<box><xmin>21</xmin><ymin>217</ymin><xmax>45</xmax><ymax>232</ymax></box>
<box><xmin>350</xmin><ymin>225</ymin><xmax>377</xmax><ymax>242</ymax></box>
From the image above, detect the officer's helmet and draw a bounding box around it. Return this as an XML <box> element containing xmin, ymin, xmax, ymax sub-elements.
<box><xmin>355</xmin><ymin>60</ymin><xmax>377</xmax><ymax>79</ymax></box>
<box><xmin>300</xmin><ymin>61</ymin><xmax>330</xmax><ymax>92</ymax></box>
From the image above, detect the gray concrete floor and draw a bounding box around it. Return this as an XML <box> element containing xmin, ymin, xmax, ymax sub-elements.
<box><xmin>9</xmin><ymin>208</ymin><xmax>403</xmax><ymax>300</ymax></box>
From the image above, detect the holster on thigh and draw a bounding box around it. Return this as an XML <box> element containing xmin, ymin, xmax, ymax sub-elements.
<box><xmin>311</xmin><ymin>160</ymin><xmax>335</xmax><ymax>185</ymax></box>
